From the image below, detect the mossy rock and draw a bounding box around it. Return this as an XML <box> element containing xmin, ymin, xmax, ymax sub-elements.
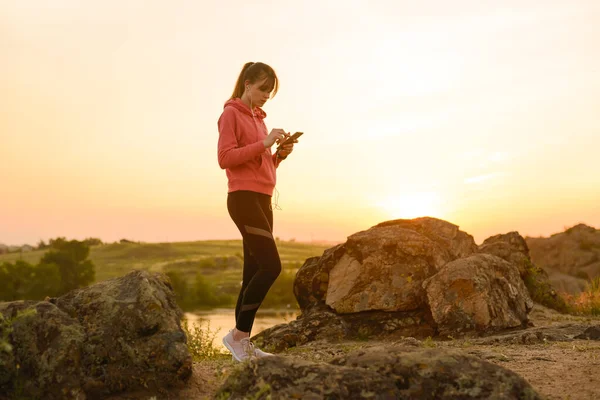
<box><xmin>216</xmin><ymin>345</ymin><xmax>542</xmax><ymax>399</ymax></box>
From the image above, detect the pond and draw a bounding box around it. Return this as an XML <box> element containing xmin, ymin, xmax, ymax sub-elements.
<box><xmin>183</xmin><ymin>308</ymin><xmax>298</xmax><ymax>351</ymax></box>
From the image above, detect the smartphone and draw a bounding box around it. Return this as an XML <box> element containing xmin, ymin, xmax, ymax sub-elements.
<box><xmin>277</xmin><ymin>132</ymin><xmax>303</xmax><ymax>151</ymax></box>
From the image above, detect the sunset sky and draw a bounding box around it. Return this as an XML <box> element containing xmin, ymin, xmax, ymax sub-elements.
<box><xmin>2</xmin><ymin>0</ymin><xmax>599</xmax><ymax>246</ymax></box>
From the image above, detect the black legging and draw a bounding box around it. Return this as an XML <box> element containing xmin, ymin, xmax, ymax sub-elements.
<box><xmin>227</xmin><ymin>190</ymin><xmax>282</xmax><ymax>334</ymax></box>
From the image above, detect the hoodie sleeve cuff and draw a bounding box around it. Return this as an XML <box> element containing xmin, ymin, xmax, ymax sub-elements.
<box><xmin>251</xmin><ymin>140</ymin><xmax>266</xmax><ymax>155</ymax></box>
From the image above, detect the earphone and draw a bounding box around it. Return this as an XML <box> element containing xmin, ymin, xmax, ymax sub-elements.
<box><xmin>245</xmin><ymin>84</ymin><xmax>254</xmax><ymax>116</ymax></box>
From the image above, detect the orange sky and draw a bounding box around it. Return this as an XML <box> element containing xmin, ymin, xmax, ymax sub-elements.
<box><xmin>1</xmin><ymin>0</ymin><xmax>599</xmax><ymax>246</ymax></box>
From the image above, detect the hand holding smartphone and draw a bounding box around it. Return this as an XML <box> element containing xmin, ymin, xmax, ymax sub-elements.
<box><xmin>276</xmin><ymin>131</ymin><xmax>303</xmax><ymax>152</ymax></box>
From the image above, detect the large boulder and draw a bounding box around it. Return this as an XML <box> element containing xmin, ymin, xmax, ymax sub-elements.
<box><xmin>545</xmin><ymin>270</ymin><xmax>588</xmax><ymax>295</ymax></box>
<box><xmin>478</xmin><ymin>232</ymin><xmax>531</xmax><ymax>276</ymax></box>
<box><xmin>267</xmin><ymin>218</ymin><xmax>542</xmax><ymax>349</ymax></box>
<box><xmin>263</xmin><ymin>218</ymin><xmax>540</xmax><ymax>350</ymax></box>
<box><xmin>526</xmin><ymin>223</ymin><xmax>600</xmax><ymax>292</ymax></box>
<box><xmin>423</xmin><ymin>254</ymin><xmax>534</xmax><ymax>336</ymax></box>
<box><xmin>0</xmin><ymin>301</ymin><xmax>85</xmax><ymax>399</ymax></box>
<box><xmin>0</xmin><ymin>270</ymin><xmax>192</xmax><ymax>400</ymax></box>
<box><xmin>478</xmin><ymin>232</ymin><xmax>568</xmax><ymax>312</ymax></box>
<box><xmin>216</xmin><ymin>345</ymin><xmax>542</xmax><ymax>399</ymax></box>
<box><xmin>252</xmin><ymin>305</ymin><xmax>434</xmax><ymax>353</ymax></box>
<box><xmin>295</xmin><ymin>217</ymin><xmax>478</xmax><ymax>314</ymax></box>
<box><xmin>294</xmin><ymin>245</ymin><xmax>345</xmax><ymax>311</ymax></box>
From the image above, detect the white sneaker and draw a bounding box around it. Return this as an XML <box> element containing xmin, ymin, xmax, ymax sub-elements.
<box><xmin>222</xmin><ymin>330</ymin><xmax>255</xmax><ymax>362</ymax></box>
<box><xmin>255</xmin><ymin>347</ymin><xmax>275</xmax><ymax>358</ymax></box>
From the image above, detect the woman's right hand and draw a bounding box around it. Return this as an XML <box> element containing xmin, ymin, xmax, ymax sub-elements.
<box><xmin>263</xmin><ymin>129</ymin><xmax>288</xmax><ymax>148</ymax></box>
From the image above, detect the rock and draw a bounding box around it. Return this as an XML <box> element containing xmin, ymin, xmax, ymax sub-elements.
<box><xmin>575</xmin><ymin>325</ymin><xmax>600</xmax><ymax>340</ymax></box>
<box><xmin>0</xmin><ymin>314</ymin><xmax>15</xmax><ymax>387</ymax></box>
<box><xmin>373</xmin><ymin>217</ymin><xmax>478</xmax><ymax>260</ymax></box>
<box><xmin>252</xmin><ymin>306</ymin><xmax>434</xmax><ymax>352</ymax></box>
<box><xmin>216</xmin><ymin>345</ymin><xmax>542</xmax><ymax>399</ymax></box>
<box><xmin>423</xmin><ymin>254</ymin><xmax>533</xmax><ymax>336</ymax></box>
<box><xmin>526</xmin><ymin>223</ymin><xmax>600</xmax><ymax>294</ymax></box>
<box><xmin>280</xmin><ymin>218</ymin><xmax>557</xmax><ymax>350</ymax></box>
<box><xmin>251</xmin><ymin>307</ymin><xmax>348</xmax><ymax>352</ymax></box>
<box><xmin>294</xmin><ymin>217</ymin><xmax>477</xmax><ymax>314</ymax></box>
<box><xmin>473</xmin><ymin>323</ymin><xmax>594</xmax><ymax>345</ymax></box>
<box><xmin>294</xmin><ymin>245</ymin><xmax>345</xmax><ymax>310</ymax></box>
<box><xmin>478</xmin><ymin>232</ymin><xmax>531</xmax><ymax>276</ymax></box>
<box><xmin>546</xmin><ymin>270</ymin><xmax>588</xmax><ymax>295</ymax></box>
<box><xmin>0</xmin><ymin>270</ymin><xmax>192</xmax><ymax>399</ymax></box>
<box><xmin>478</xmin><ymin>232</ymin><xmax>568</xmax><ymax>312</ymax></box>
<box><xmin>0</xmin><ymin>301</ymin><xmax>85</xmax><ymax>399</ymax></box>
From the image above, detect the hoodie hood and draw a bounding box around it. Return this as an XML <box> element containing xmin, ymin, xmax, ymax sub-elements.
<box><xmin>224</xmin><ymin>98</ymin><xmax>267</xmax><ymax>119</ymax></box>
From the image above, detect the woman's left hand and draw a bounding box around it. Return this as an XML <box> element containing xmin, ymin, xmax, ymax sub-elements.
<box><xmin>277</xmin><ymin>133</ymin><xmax>297</xmax><ymax>158</ymax></box>
<box><xmin>278</xmin><ymin>143</ymin><xmax>294</xmax><ymax>158</ymax></box>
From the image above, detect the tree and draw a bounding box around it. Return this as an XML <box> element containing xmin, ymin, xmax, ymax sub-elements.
<box><xmin>193</xmin><ymin>274</ymin><xmax>232</xmax><ymax>308</ymax></box>
<box><xmin>48</xmin><ymin>237</ymin><xmax>68</xmax><ymax>249</ymax></box>
<box><xmin>0</xmin><ymin>261</ymin><xmax>60</xmax><ymax>301</ymax></box>
<box><xmin>165</xmin><ymin>271</ymin><xmax>192</xmax><ymax>310</ymax></box>
<box><xmin>27</xmin><ymin>262</ymin><xmax>61</xmax><ymax>299</ymax></box>
<box><xmin>83</xmin><ymin>237</ymin><xmax>103</xmax><ymax>246</ymax></box>
<box><xmin>194</xmin><ymin>274</ymin><xmax>219</xmax><ymax>307</ymax></box>
<box><xmin>0</xmin><ymin>261</ymin><xmax>33</xmax><ymax>301</ymax></box>
<box><xmin>40</xmin><ymin>239</ymin><xmax>95</xmax><ymax>293</ymax></box>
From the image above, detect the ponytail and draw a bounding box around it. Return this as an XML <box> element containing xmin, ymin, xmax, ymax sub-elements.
<box><xmin>230</xmin><ymin>62</ymin><xmax>279</xmax><ymax>100</ymax></box>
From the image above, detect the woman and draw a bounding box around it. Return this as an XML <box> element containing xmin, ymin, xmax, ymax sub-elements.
<box><xmin>217</xmin><ymin>61</ymin><xmax>296</xmax><ymax>361</ymax></box>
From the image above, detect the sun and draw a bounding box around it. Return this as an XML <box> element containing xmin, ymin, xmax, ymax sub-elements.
<box><xmin>376</xmin><ymin>192</ymin><xmax>442</xmax><ymax>220</ymax></box>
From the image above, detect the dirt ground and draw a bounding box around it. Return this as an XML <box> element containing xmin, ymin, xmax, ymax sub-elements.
<box><xmin>109</xmin><ymin>304</ymin><xmax>600</xmax><ymax>400</ymax></box>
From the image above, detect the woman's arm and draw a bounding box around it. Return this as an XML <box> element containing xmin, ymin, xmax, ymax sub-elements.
<box><xmin>217</xmin><ymin>108</ymin><xmax>265</xmax><ymax>169</ymax></box>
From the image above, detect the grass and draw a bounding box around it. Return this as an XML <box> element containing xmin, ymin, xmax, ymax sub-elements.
<box><xmin>0</xmin><ymin>239</ymin><xmax>331</xmax><ymax>284</ymax></box>
<box><xmin>561</xmin><ymin>278</ymin><xmax>600</xmax><ymax>316</ymax></box>
<box><xmin>522</xmin><ymin>259</ymin><xmax>570</xmax><ymax>313</ymax></box>
<box><xmin>0</xmin><ymin>239</ymin><xmax>333</xmax><ymax>311</ymax></box>
<box><xmin>422</xmin><ymin>336</ymin><xmax>437</xmax><ymax>348</ymax></box>
<box><xmin>182</xmin><ymin>317</ymin><xmax>227</xmax><ymax>361</ymax></box>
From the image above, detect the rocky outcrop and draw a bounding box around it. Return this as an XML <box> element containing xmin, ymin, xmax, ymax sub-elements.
<box><xmin>575</xmin><ymin>325</ymin><xmax>600</xmax><ymax>340</ymax></box>
<box><xmin>254</xmin><ymin>217</ymin><xmax>591</xmax><ymax>353</ymax></box>
<box><xmin>0</xmin><ymin>301</ymin><xmax>85</xmax><ymax>399</ymax></box>
<box><xmin>252</xmin><ymin>306</ymin><xmax>434</xmax><ymax>353</ymax></box>
<box><xmin>423</xmin><ymin>254</ymin><xmax>533</xmax><ymax>336</ymax></box>
<box><xmin>216</xmin><ymin>344</ymin><xmax>542</xmax><ymax>399</ymax></box>
<box><xmin>294</xmin><ymin>217</ymin><xmax>478</xmax><ymax>314</ymax></box>
<box><xmin>260</xmin><ymin>218</ymin><xmax>572</xmax><ymax>350</ymax></box>
<box><xmin>256</xmin><ymin>218</ymin><xmax>546</xmax><ymax>351</ymax></box>
<box><xmin>526</xmin><ymin>223</ymin><xmax>600</xmax><ymax>293</ymax></box>
<box><xmin>0</xmin><ymin>270</ymin><xmax>192</xmax><ymax>400</ymax></box>
<box><xmin>478</xmin><ymin>232</ymin><xmax>531</xmax><ymax>276</ymax></box>
<box><xmin>477</xmin><ymin>232</ymin><xmax>568</xmax><ymax>312</ymax></box>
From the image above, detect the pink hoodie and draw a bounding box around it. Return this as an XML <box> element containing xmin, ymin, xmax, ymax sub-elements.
<box><xmin>217</xmin><ymin>98</ymin><xmax>283</xmax><ymax>196</ymax></box>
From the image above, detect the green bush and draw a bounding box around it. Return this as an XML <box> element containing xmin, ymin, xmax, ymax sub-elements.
<box><xmin>522</xmin><ymin>259</ymin><xmax>569</xmax><ymax>313</ymax></box>
<box><xmin>0</xmin><ymin>239</ymin><xmax>95</xmax><ymax>301</ymax></box>
<box><xmin>562</xmin><ymin>276</ymin><xmax>600</xmax><ymax>316</ymax></box>
<box><xmin>41</xmin><ymin>239</ymin><xmax>95</xmax><ymax>293</ymax></box>
<box><xmin>181</xmin><ymin>317</ymin><xmax>225</xmax><ymax>361</ymax></box>
<box><xmin>261</xmin><ymin>269</ymin><xmax>298</xmax><ymax>309</ymax></box>
<box><xmin>166</xmin><ymin>271</ymin><xmax>234</xmax><ymax>311</ymax></box>
<box><xmin>166</xmin><ymin>267</ymin><xmax>299</xmax><ymax>311</ymax></box>
<box><xmin>0</xmin><ymin>261</ymin><xmax>61</xmax><ymax>301</ymax></box>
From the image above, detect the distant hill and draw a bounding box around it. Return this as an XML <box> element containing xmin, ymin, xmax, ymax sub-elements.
<box><xmin>526</xmin><ymin>224</ymin><xmax>600</xmax><ymax>294</ymax></box>
<box><xmin>0</xmin><ymin>239</ymin><xmax>331</xmax><ymax>282</ymax></box>
<box><xmin>0</xmin><ymin>242</ymin><xmax>35</xmax><ymax>254</ymax></box>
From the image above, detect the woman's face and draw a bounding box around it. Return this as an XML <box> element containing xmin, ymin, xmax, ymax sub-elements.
<box><xmin>245</xmin><ymin>77</ymin><xmax>273</xmax><ymax>108</ymax></box>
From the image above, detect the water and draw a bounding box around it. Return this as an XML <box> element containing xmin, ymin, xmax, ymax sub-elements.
<box><xmin>183</xmin><ymin>308</ymin><xmax>298</xmax><ymax>351</ymax></box>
